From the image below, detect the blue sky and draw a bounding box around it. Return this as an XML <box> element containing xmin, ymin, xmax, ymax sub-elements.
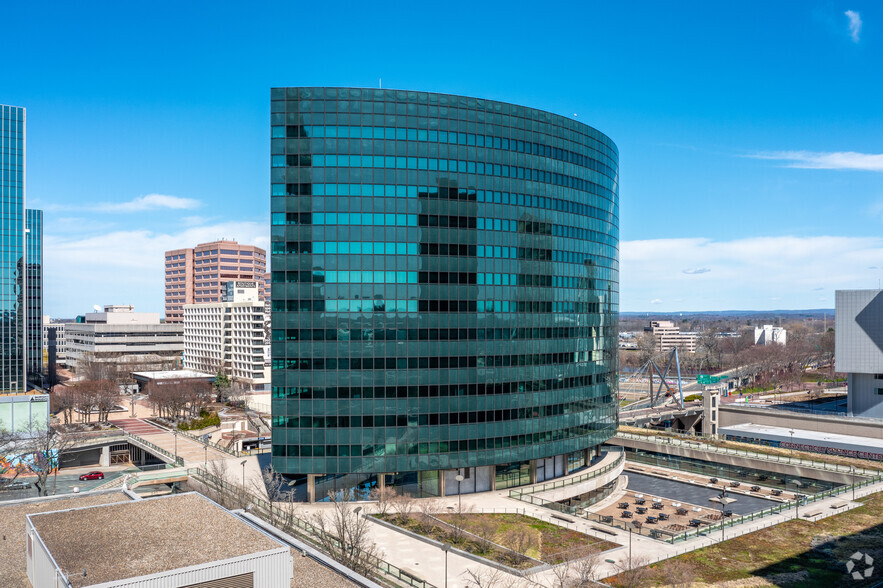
<box><xmin>2</xmin><ymin>1</ymin><xmax>881</xmax><ymax>315</ymax></box>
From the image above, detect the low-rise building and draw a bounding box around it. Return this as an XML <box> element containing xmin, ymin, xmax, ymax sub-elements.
<box><xmin>754</xmin><ymin>324</ymin><xmax>787</xmax><ymax>345</ymax></box>
<box><xmin>26</xmin><ymin>492</ymin><xmax>293</xmax><ymax>588</ymax></box>
<box><xmin>184</xmin><ymin>281</ymin><xmax>269</xmax><ymax>391</ymax></box>
<box><xmin>65</xmin><ymin>305</ymin><xmax>183</xmax><ymax>377</ymax></box>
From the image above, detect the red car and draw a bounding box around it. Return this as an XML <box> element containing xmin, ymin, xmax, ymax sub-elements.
<box><xmin>78</xmin><ymin>471</ymin><xmax>104</xmax><ymax>481</ymax></box>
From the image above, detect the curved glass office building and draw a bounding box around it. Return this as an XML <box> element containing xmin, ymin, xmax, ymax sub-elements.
<box><xmin>270</xmin><ymin>88</ymin><xmax>619</xmax><ymax>500</ymax></box>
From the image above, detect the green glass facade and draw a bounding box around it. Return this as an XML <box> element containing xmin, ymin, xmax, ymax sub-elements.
<box><xmin>270</xmin><ymin>88</ymin><xmax>619</xmax><ymax>497</ymax></box>
<box><xmin>1</xmin><ymin>105</ymin><xmax>27</xmax><ymax>393</ymax></box>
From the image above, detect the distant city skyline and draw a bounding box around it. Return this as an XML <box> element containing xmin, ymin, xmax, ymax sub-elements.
<box><xmin>2</xmin><ymin>1</ymin><xmax>880</xmax><ymax>315</ymax></box>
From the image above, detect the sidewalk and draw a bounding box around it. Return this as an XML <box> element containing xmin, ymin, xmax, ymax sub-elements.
<box><xmin>292</xmin><ymin>475</ymin><xmax>883</xmax><ymax>587</ymax></box>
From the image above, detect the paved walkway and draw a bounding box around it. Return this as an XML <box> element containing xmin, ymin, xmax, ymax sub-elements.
<box><xmin>291</xmin><ymin>473</ymin><xmax>883</xmax><ymax>587</ymax></box>
<box><xmin>108</xmin><ymin>414</ymin><xmax>230</xmax><ymax>466</ymax></box>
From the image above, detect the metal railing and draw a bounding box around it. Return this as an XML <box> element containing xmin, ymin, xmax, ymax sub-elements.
<box><xmin>179</xmin><ymin>467</ymin><xmax>436</xmax><ymax>588</ymax></box>
<box><xmin>507</xmin><ymin>451</ymin><xmax>624</xmax><ymax>517</ymax></box>
<box><xmin>144</xmin><ymin>419</ymin><xmax>269</xmax><ymax>458</ymax></box>
<box><xmin>124</xmin><ymin>432</ymin><xmax>184</xmax><ymax>467</ymax></box>
<box><xmin>614</xmin><ymin>430</ymin><xmax>882</xmax><ymax>476</ymax></box>
<box><xmin>509</xmin><ymin>450</ymin><xmax>624</xmax><ymax>500</ymax></box>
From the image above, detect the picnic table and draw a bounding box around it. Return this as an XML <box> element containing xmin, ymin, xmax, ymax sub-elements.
<box><xmin>635</xmin><ymin>507</ymin><xmax>647</xmax><ymax>514</ymax></box>
<box><xmin>750</xmin><ymin>485</ymin><xmax>761</xmax><ymax>492</ymax></box>
<box><xmin>771</xmin><ymin>489</ymin><xmax>783</xmax><ymax>496</ymax></box>
<box><xmin>621</xmin><ymin>510</ymin><xmax>633</xmax><ymax>518</ymax></box>
<box><xmin>646</xmin><ymin>516</ymin><xmax>658</xmax><ymax>524</ymax></box>
<box><xmin>676</xmin><ymin>508</ymin><xmax>689</xmax><ymax>516</ymax></box>
<box><xmin>651</xmin><ymin>502</ymin><xmax>664</xmax><ymax>510</ymax></box>
<box><xmin>618</xmin><ymin>502</ymin><xmax>630</xmax><ymax>509</ymax></box>
<box><xmin>658</xmin><ymin>512</ymin><xmax>670</xmax><ymax>521</ymax></box>
<box><xmin>634</xmin><ymin>497</ymin><xmax>646</xmax><ymax>505</ymax></box>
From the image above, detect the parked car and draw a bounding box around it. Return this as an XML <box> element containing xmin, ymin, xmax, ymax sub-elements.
<box><xmin>78</xmin><ymin>471</ymin><xmax>104</xmax><ymax>481</ymax></box>
<box><xmin>0</xmin><ymin>479</ymin><xmax>32</xmax><ymax>491</ymax></box>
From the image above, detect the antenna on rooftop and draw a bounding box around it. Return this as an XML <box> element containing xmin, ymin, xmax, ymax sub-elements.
<box><xmin>92</xmin><ymin>305</ymin><xmax>102</xmax><ymax>312</ymax></box>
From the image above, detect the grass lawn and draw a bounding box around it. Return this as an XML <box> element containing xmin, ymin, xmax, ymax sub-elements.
<box><xmin>607</xmin><ymin>491</ymin><xmax>883</xmax><ymax>587</ymax></box>
<box><xmin>375</xmin><ymin>512</ymin><xmax>617</xmax><ymax>568</ymax></box>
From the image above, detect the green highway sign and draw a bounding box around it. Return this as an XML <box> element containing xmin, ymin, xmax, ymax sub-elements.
<box><xmin>697</xmin><ymin>374</ymin><xmax>722</xmax><ymax>385</ymax></box>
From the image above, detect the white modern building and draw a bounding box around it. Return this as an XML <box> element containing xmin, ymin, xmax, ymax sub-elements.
<box><xmin>65</xmin><ymin>305</ymin><xmax>183</xmax><ymax>375</ymax></box>
<box><xmin>754</xmin><ymin>324</ymin><xmax>787</xmax><ymax>346</ymax></box>
<box><xmin>184</xmin><ymin>281</ymin><xmax>269</xmax><ymax>390</ymax></box>
<box><xmin>835</xmin><ymin>289</ymin><xmax>883</xmax><ymax>419</ymax></box>
<box><xmin>645</xmin><ymin>320</ymin><xmax>699</xmax><ymax>353</ymax></box>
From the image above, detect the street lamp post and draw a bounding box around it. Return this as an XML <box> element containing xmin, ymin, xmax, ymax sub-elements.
<box><xmin>851</xmin><ymin>466</ymin><xmax>856</xmax><ymax>501</ymax></box>
<box><xmin>204</xmin><ymin>444</ymin><xmax>207</xmax><ymax>468</ymax></box>
<box><xmin>240</xmin><ymin>459</ymin><xmax>247</xmax><ymax>489</ymax></box>
<box><xmin>710</xmin><ymin>489</ymin><xmax>737</xmax><ymax>542</ymax></box>
<box><xmin>173</xmin><ymin>429</ymin><xmax>178</xmax><ymax>464</ymax></box>
<box><xmin>788</xmin><ymin>429</ymin><xmax>794</xmax><ymax>458</ymax></box>
<box><xmin>441</xmin><ymin>543</ymin><xmax>451</xmax><ymax>588</ymax></box>
<box><xmin>791</xmin><ymin>479</ymin><xmax>803</xmax><ymax>519</ymax></box>
<box><xmin>627</xmin><ymin>522</ymin><xmax>633</xmax><ymax>569</ymax></box>
<box><xmin>455</xmin><ymin>474</ymin><xmax>465</xmax><ymax>513</ymax></box>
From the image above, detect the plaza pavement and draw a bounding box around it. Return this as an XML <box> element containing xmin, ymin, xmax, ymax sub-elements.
<box><xmin>292</xmin><ymin>474</ymin><xmax>883</xmax><ymax>587</ymax></box>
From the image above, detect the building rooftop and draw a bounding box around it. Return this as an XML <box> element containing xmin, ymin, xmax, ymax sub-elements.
<box><xmin>0</xmin><ymin>491</ymin><xmax>131</xmax><ymax>588</ymax></box>
<box><xmin>28</xmin><ymin>492</ymin><xmax>283</xmax><ymax>587</ymax></box>
<box><xmin>720</xmin><ymin>422</ymin><xmax>883</xmax><ymax>452</ymax></box>
<box><xmin>131</xmin><ymin>369</ymin><xmax>216</xmax><ymax>380</ymax></box>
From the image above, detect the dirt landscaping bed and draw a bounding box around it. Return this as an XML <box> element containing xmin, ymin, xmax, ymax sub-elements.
<box><xmin>375</xmin><ymin>511</ymin><xmax>617</xmax><ymax>569</ymax></box>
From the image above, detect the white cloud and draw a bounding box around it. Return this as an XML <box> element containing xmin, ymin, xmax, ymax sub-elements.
<box><xmin>621</xmin><ymin>235</ymin><xmax>883</xmax><ymax>311</ymax></box>
<box><xmin>747</xmin><ymin>150</ymin><xmax>883</xmax><ymax>171</ymax></box>
<box><xmin>43</xmin><ymin>221</ymin><xmax>269</xmax><ymax>317</ymax></box>
<box><xmin>94</xmin><ymin>194</ymin><xmax>201</xmax><ymax>212</ymax></box>
<box><xmin>682</xmin><ymin>267</ymin><xmax>711</xmax><ymax>275</ymax></box>
<box><xmin>846</xmin><ymin>10</ymin><xmax>862</xmax><ymax>42</ymax></box>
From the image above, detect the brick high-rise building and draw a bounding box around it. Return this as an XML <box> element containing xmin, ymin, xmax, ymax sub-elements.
<box><xmin>164</xmin><ymin>240</ymin><xmax>267</xmax><ymax>323</ymax></box>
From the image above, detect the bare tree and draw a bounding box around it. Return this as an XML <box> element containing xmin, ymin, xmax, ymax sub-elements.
<box><xmin>310</xmin><ymin>491</ymin><xmax>383</xmax><ymax>577</ymax></box>
<box><xmin>547</xmin><ymin>559</ymin><xmax>574</xmax><ymax>588</ymax></box>
<box><xmin>252</xmin><ymin>465</ymin><xmax>300</xmax><ymax>529</ymax></box>
<box><xmin>612</xmin><ymin>555</ymin><xmax>652</xmax><ymax>588</ymax></box>
<box><xmin>503</xmin><ymin>527</ymin><xmax>537</xmax><ymax>564</ymax></box>
<box><xmin>10</xmin><ymin>424</ymin><xmax>82</xmax><ymax>496</ymax></box>
<box><xmin>369</xmin><ymin>485</ymin><xmax>396</xmax><ymax>517</ymax></box>
<box><xmin>389</xmin><ymin>491</ymin><xmax>417</xmax><ymax>525</ymax></box>
<box><xmin>50</xmin><ymin>385</ymin><xmax>77</xmax><ymax>425</ymax></box>
<box><xmin>462</xmin><ymin>568</ymin><xmax>507</xmax><ymax>588</ymax></box>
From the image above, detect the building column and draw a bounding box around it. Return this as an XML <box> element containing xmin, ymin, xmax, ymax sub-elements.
<box><xmin>489</xmin><ymin>467</ymin><xmax>496</xmax><ymax>492</ymax></box>
<box><xmin>529</xmin><ymin>460</ymin><xmax>538</xmax><ymax>484</ymax></box>
<box><xmin>307</xmin><ymin>474</ymin><xmax>316</xmax><ymax>503</ymax></box>
<box><xmin>99</xmin><ymin>446</ymin><xmax>110</xmax><ymax>467</ymax></box>
<box><xmin>437</xmin><ymin>470</ymin><xmax>445</xmax><ymax>497</ymax></box>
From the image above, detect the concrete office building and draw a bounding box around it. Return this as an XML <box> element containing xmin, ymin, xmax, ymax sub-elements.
<box><xmin>0</xmin><ymin>105</ymin><xmax>43</xmax><ymax>393</ymax></box>
<box><xmin>165</xmin><ymin>240</ymin><xmax>268</xmax><ymax>322</ymax></box>
<box><xmin>66</xmin><ymin>305</ymin><xmax>183</xmax><ymax>375</ymax></box>
<box><xmin>835</xmin><ymin>289</ymin><xmax>883</xmax><ymax>419</ymax></box>
<box><xmin>184</xmin><ymin>281</ymin><xmax>269</xmax><ymax>390</ymax></box>
<box><xmin>646</xmin><ymin>320</ymin><xmax>699</xmax><ymax>353</ymax></box>
<box><xmin>754</xmin><ymin>324</ymin><xmax>786</xmax><ymax>346</ymax></box>
<box><xmin>271</xmin><ymin>88</ymin><xmax>619</xmax><ymax>499</ymax></box>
